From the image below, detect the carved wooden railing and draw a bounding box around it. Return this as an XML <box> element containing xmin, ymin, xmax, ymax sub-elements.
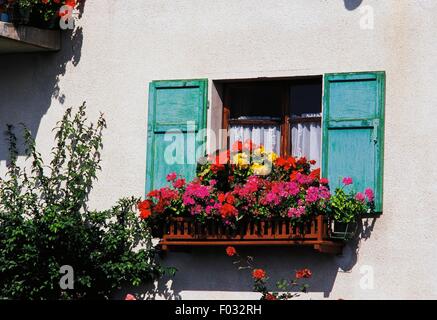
<box><xmin>157</xmin><ymin>215</ymin><xmax>343</xmax><ymax>254</ymax></box>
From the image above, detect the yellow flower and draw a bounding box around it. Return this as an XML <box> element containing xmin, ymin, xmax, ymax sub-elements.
<box><xmin>267</xmin><ymin>152</ymin><xmax>278</xmax><ymax>162</ymax></box>
<box><xmin>233</xmin><ymin>152</ymin><xmax>249</xmax><ymax>168</ymax></box>
<box><xmin>253</xmin><ymin>146</ymin><xmax>265</xmax><ymax>156</ymax></box>
<box><xmin>251</xmin><ymin>163</ymin><xmax>271</xmax><ymax>176</ymax></box>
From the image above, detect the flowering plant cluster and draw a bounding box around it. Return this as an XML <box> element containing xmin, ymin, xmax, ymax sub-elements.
<box><xmin>226</xmin><ymin>246</ymin><xmax>311</xmax><ymax>300</ymax></box>
<box><xmin>1</xmin><ymin>0</ymin><xmax>79</xmax><ymax>29</ymax></box>
<box><xmin>330</xmin><ymin>177</ymin><xmax>375</xmax><ymax>223</ymax></box>
<box><xmin>139</xmin><ymin>140</ymin><xmax>374</xmax><ymax>228</ymax></box>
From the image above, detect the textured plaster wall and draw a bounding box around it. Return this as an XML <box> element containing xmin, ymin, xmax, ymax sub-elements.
<box><xmin>1</xmin><ymin>0</ymin><xmax>437</xmax><ymax>299</ymax></box>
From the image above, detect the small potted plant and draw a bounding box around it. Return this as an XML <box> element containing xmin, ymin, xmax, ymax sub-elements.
<box><xmin>328</xmin><ymin>177</ymin><xmax>374</xmax><ymax>240</ymax></box>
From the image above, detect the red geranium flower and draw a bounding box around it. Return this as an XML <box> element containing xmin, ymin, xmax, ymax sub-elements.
<box><xmin>275</xmin><ymin>156</ymin><xmax>296</xmax><ymax>170</ymax></box>
<box><xmin>309</xmin><ymin>168</ymin><xmax>321</xmax><ymax>179</ymax></box>
<box><xmin>225</xmin><ymin>193</ymin><xmax>235</xmax><ymax>205</ymax></box>
<box><xmin>173</xmin><ymin>178</ymin><xmax>186</xmax><ymax>189</ymax></box>
<box><xmin>220</xmin><ymin>203</ymin><xmax>238</xmax><ymax>218</ymax></box>
<box><xmin>138</xmin><ymin>200</ymin><xmax>153</xmax><ymax>219</ymax></box>
<box><xmin>65</xmin><ymin>0</ymin><xmax>76</xmax><ymax>7</ymax></box>
<box><xmin>218</xmin><ymin>193</ymin><xmax>226</xmax><ymax>203</ymax></box>
<box><xmin>320</xmin><ymin>178</ymin><xmax>329</xmax><ymax>185</ymax></box>
<box><xmin>264</xmin><ymin>293</ymin><xmax>277</xmax><ymax>300</ymax></box>
<box><xmin>290</xmin><ymin>171</ymin><xmax>299</xmax><ymax>181</ymax></box>
<box><xmin>297</xmin><ymin>156</ymin><xmax>307</xmax><ymax>165</ymax></box>
<box><xmin>166</xmin><ymin>172</ymin><xmax>177</xmax><ymax>182</ymax></box>
<box><xmin>226</xmin><ymin>246</ymin><xmax>237</xmax><ymax>257</ymax></box>
<box><xmin>211</xmin><ymin>163</ymin><xmax>225</xmax><ymax>173</ymax></box>
<box><xmin>252</xmin><ymin>268</ymin><xmax>266</xmax><ymax>280</ymax></box>
<box><xmin>295</xmin><ymin>268</ymin><xmax>312</xmax><ymax>279</ymax></box>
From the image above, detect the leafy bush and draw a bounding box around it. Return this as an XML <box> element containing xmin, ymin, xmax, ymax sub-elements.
<box><xmin>0</xmin><ymin>104</ymin><xmax>174</xmax><ymax>300</ymax></box>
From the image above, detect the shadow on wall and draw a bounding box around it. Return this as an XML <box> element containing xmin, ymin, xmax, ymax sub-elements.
<box><xmin>0</xmin><ymin>4</ymin><xmax>86</xmax><ymax>162</ymax></box>
<box><xmin>344</xmin><ymin>0</ymin><xmax>363</xmax><ymax>10</ymax></box>
<box><xmin>118</xmin><ymin>218</ymin><xmax>377</xmax><ymax>300</ymax></box>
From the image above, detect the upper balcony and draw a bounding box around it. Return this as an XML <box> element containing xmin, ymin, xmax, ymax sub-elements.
<box><xmin>0</xmin><ymin>21</ymin><xmax>60</xmax><ymax>54</ymax></box>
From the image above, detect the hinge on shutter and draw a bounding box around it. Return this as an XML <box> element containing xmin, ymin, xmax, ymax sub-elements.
<box><xmin>371</xmin><ymin>119</ymin><xmax>379</xmax><ymax>144</ymax></box>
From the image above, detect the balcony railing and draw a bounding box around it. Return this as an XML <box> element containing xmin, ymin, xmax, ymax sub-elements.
<box><xmin>156</xmin><ymin>215</ymin><xmax>344</xmax><ymax>254</ymax></box>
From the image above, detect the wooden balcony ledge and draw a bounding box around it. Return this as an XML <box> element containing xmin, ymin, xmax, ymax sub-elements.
<box><xmin>0</xmin><ymin>21</ymin><xmax>60</xmax><ymax>54</ymax></box>
<box><xmin>156</xmin><ymin>215</ymin><xmax>344</xmax><ymax>254</ymax></box>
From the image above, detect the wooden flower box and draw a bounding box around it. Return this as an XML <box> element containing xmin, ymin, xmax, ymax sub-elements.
<box><xmin>157</xmin><ymin>215</ymin><xmax>343</xmax><ymax>254</ymax></box>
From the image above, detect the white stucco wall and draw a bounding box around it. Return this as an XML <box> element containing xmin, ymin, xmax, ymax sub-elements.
<box><xmin>1</xmin><ymin>0</ymin><xmax>437</xmax><ymax>299</ymax></box>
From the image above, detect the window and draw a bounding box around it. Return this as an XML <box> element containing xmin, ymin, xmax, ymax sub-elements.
<box><xmin>223</xmin><ymin>77</ymin><xmax>323</xmax><ymax>166</ymax></box>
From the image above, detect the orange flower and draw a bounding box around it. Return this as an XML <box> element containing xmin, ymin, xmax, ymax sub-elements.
<box><xmin>295</xmin><ymin>268</ymin><xmax>312</xmax><ymax>279</ymax></box>
<box><xmin>309</xmin><ymin>168</ymin><xmax>321</xmax><ymax>179</ymax></box>
<box><xmin>138</xmin><ymin>200</ymin><xmax>153</xmax><ymax>219</ymax></box>
<box><xmin>275</xmin><ymin>156</ymin><xmax>296</xmax><ymax>170</ymax></box>
<box><xmin>252</xmin><ymin>268</ymin><xmax>266</xmax><ymax>280</ymax></box>
<box><xmin>226</xmin><ymin>246</ymin><xmax>237</xmax><ymax>257</ymax></box>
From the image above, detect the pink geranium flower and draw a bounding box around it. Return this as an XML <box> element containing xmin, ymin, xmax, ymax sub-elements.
<box><xmin>173</xmin><ymin>178</ymin><xmax>186</xmax><ymax>189</ymax></box>
<box><xmin>305</xmin><ymin>187</ymin><xmax>319</xmax><ymax>203</ymax></box>
<box><xmin>124</xmin><ymin>294</ymin><xmax>136</xmax><ymax>300</ymax></box>
<box><xmin>320</xmin><ymin>178</ymin><xmax>329</xmax><ymax>185</ymax></box>
<box><xmin>365</xmin><ymin>188</ymin><xmax>374</xmax><ymax>202</ymax></box>
<box><xmin>342</xmin><ymin>177</ymin><xmax>353</xmax><ymax>185</ymax></box>
<box><xmin>355</xmin><ymin>192</ymin><xmax>365</xmax><ymax>203</ymax></box>
<box><xmin>166</xmin><ymin>172</ymin><xmax>177</xmax><ymax>182</ymax></box>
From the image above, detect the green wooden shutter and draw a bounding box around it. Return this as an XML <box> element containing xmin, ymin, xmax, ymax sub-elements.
<box><xmin>322</xmin><ymin>72</ymin><xmax>385</xmax><ymax>212</ymax></box>
<box><xmin>146</xmin><ymin>79</ymin><xmax>208</xmax><ymax>193</ymax></box>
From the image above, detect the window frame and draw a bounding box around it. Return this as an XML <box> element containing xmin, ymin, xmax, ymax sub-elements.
<box><xmin>222</xmin><ymin>77</ymin><xmax>322</xmax><ymax>156</ymax></box>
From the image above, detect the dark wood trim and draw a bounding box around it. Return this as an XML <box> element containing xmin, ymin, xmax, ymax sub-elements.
<box><xmin>228</xmin><ymin>119</ymin><xmax>281</xmax><ymax>126</ymax></box>
<box><xmin>158</xmin><ymin>215</ymin><xmax>343</xmax><ymax>254</ymax></box>
<box><xmin>222</xmin><ymin>86</ymin><xmax>231</xmax><ymax>149</ymax></box>
<box><xmin>289</xmin><ymin>116</ymin><xmax>322</xmax><ymax>124</ymax></box>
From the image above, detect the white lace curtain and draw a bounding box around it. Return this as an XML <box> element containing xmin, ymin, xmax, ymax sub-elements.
<box><xmin>229</xmin><ymin>125</ymin><xmax>281</xmax><ymax>154</ymax></box>
<box><xmin>229</xmin><ymin>116</ymin><xmax>321</xmax><ymax>167</ymax></box>
<box><xmin>291</xmin><ymin>121</ymin><xmax>321</xmax><ymax>167</ymax></box>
